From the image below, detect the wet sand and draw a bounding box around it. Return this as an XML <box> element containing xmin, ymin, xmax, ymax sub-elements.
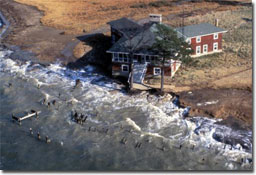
<box><xmin>178</xmin><ymin>88</ymin><xmax>252</xmax><ymax>128</ymax></box>
<box><xmin>0</xmin><ymin>0</ymin><xmax>78</xmax><ymax>64</ymax></box>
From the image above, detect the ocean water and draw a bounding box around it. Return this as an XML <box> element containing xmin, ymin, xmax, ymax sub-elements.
<box><xmin>0</xmin><ymin>48</ymin><xmax>252</xmax><ymax>170</ymax></box>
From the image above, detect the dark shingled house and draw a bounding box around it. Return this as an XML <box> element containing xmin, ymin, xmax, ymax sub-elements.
<box><xmin>107</xmin><ymin>14</ymin><xmax>181</xmax><ymax>84</ymax></box>
<box><xmin>106</xmin><ymin>15</ymin><xmax>226</xmax><ymax>84</ymax></box>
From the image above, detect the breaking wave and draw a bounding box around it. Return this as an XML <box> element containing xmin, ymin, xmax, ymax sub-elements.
<box><xmin>0</xmin><ymin>48</ymin><xmax>252</xmax><ymax>170</ymax></box>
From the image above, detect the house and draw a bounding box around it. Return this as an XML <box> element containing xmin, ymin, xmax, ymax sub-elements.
<box><xmin>106</xmin><ymin>14</ymin><xmax>181</xmax><ymax>84</ymax></box>
<box><xmin>175</xmin><ymin>22</ymin><xmax>227</xmax><ymax>57</ymax></box>
<box><xmin>106</xmin><ymin>15</ymin><xmax>226</xmax><ymax>84</ymax></box>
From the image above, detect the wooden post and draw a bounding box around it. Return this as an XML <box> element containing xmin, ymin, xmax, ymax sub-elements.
<box><xmin>29</xmin><ymin>128</ymin><xmax>33</xmax><ymax>135</ymax></box>
<box><xmin>45</xmin><ymin>136</ymin><xmax>51</xmax><ymax>143</ymax></box>
<box><xmin>37</xmin><ymin>132</ymin><xmax>41</xmax><ymax>140</ymax></box>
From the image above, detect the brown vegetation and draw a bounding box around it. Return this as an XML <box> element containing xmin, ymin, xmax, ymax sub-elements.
<box><xmin>15</xmin><ymin>0</ymin><xmax>250</xmax><ymax>34</ymax></box>
<box><xmin>145</xmin><ymin>7</ymin><xmax>252</xmax><ymax>91</ymax></box>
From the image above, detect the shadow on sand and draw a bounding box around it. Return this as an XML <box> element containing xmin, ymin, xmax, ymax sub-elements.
<box><xmin>66</xmin><ymin>33</ymin><xmax>112</xmax><ymax>75</ymax></box>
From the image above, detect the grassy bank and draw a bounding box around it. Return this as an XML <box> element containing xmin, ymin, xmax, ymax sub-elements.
<box><xmin>145</xmin><ymin>7</ymin><xmax>252</xmax><ymax>91</ymax></box>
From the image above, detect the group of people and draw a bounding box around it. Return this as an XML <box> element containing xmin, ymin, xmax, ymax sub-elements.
<box><xmin>72</xmin><ymin>111</ymin><xmax>88</xmax><ymax>125</ymax></box>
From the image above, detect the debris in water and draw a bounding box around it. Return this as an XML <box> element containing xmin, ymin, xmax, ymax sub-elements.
<box><xmin>182</xmin><ymin>107</ymin><xmax>190</xmax><ymax>118</ymax></box>
<box><xmin>29</xmin><ymin>128</ymin><xmax>33</xmax><ymax>135</ymax></box>
<box><xmin>45</xmin><ymin>136</ymin><xmax>51</xmax><ymax>143</ymax></box>
<box><xmin>135</xmin><ymin>142</ymin><xmax>142</xmax><ymax>148</ymax></box>
<box><xmin>37</xmin><ymin>132</ymin><xmax>41</xmax><ymax>140</ymax></box>
<box><xmin>121</xmin><ymin>137</ymin><xmax>127</xmax><ymax>144</ymax></box>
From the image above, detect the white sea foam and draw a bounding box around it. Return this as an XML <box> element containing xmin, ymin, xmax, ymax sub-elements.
<box><xmin>197</xmin><ymin>100</ymin><xmax>219</xmax><ymax>106</ymax></box>
<box><xmin>0</xmin><ymin>51</ymin><xmax>252</xmax><ymax>170</ymax></box>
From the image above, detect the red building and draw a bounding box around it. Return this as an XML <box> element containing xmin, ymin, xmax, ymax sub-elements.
<box><xmin>176</xmin><ymin>23</ymin><xmax>227</xmax><ymax>57</ymax></box>
<box><xmin>106</xmin><ymin>16</ymin><xmax>227</xmax><ymax>85</ymax></box>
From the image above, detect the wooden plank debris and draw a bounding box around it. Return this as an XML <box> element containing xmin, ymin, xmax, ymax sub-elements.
<box><xmin>12</xmin><ymin>110</ymin><xmax>41</xmax><ymax>125</ymax></box>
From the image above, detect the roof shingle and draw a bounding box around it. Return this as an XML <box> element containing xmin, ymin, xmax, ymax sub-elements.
<box><xmin>175</xmin><ymin>23</ymin><xmax>227</xmax><ymax>38</ymax></box>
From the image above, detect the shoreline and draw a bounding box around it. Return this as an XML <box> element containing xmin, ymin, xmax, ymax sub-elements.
<box><xmin>1</xmin><ymin>0</ymin><xmax>252</xmax><ymax>127</ymax></box>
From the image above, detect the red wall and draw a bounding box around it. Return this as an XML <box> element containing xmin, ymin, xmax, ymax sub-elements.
<box><xmin>146</xmin><ymin>63</ymin><xmax>177</xmax><ymax>76</ymax></box>
<box><xmin>190</xmin><ymin>33</ymin><xmax>223</xmax><ymax>55</ymax></box>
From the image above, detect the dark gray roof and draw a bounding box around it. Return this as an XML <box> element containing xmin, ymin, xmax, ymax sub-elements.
<box><xmin>107</xmin><ymin>17</ymin><xmax>142</xmax><ymax>36</ymax></box>
<box><xmin>107</xmin><ymin>23</ymin><xmax>158</xmax><ymax>55</ymax></box>
<box><xmin>175</xmin><ymin>23</ymin><xmax>227</xmax><ymax>38</ymax></box>
<box><xmin>107</xmin><ymin>23</ymin><xmax>180</xmax><ymax>55</ymax></box>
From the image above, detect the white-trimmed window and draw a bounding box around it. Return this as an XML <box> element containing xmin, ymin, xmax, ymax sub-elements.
<box><xmin>196</xmin><ymin>36</ymin><xmax>201</xmax><ymax>43</ymax></box>
<box><xmin>133</xmin><ymin>55</ymin><xmax>138</xmax><ymax>62</ymax></box>
<box><xmin>214</xmin><ymin>33</ymin><xmax>218</xmax><ymax>40</ymax></box>
<box><xmin>213</xmin><ymin>42</ymin><xmax>218</xmax><ymax>51</ymax></box>
<box><xmin>203</xmin><ymin>44</ymin><xmax>208</xmax><ymax>53</ymax></box>
<box><xmin>137</xmin><ymin>55</ymin><xmax>142</xmax><ymax>62</ymax></box>
<box><xmin>122</xmin><ymin>64</ymin><xmax>129</xmax><ymax>72</ymax></box>
<box><xmin>123</xmin><ymin>54</ymin><xmax>129</xmax><ymax>63</ymax></box>
<box><xmin>113</xmin><ymin>53</ymin><xmax>118</xmax><ymax>62</ymax></box>
<box><xmin>187</xmin><ymin>38</ymin><xmax>191</xmax><ymax>44</ymax></box>
<box><xmin>196</xmin><ymin>46</ymin><xmax>201</xmax><ymax>55</ymax></box>
<box><xmin>145</xmin><ymin>55</ymin><xmax>150</xmax><ymax>63</ymax></box>
<box><xmin>154</xmin><ymin>67</ymin><xmax>161</xmax><ymax>76</ymax></box>
<box><xmin>118</xmin><ymin>53</ymin><xmax>123</xmax><ymax>62</ymax></box>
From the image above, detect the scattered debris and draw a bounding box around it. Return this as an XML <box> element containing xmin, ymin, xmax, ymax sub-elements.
<box><xmin>45</xmin><ymin>136</ymin><xmax>51</xmax><ymax>143</ymax></box>
<box><xmin>37</xmin><ymin>132</ymin><xmax>41</xmax><ymax>140</ymax></box>
<box><xmin>121</xmin><ymin>137</ymin><xmax>127</xmax><ymax>144</ymax></box>
<box><xmin>12</xmin><ymin>110</ymin><xmax>41</xmax><ymax>125</ymax></box>
<box><xmin>29</xmin><ymin>128</ymin><xmax>33</xmax><ymax>135</ymax></box>
<box><xmin>135</xmin><ymin>142</ymin><xmax>142</xmax><ymax>148</ymax></box>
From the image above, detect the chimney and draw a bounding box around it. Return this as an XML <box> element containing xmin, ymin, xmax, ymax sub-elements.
<box><xmin>149</xmin><ymin>14</ymin><xmax>162</xmax><ymax>24</ymax></box>
<box><xmin>215</xmin><ymin>19</ymin><xmax>219</xmax><ymax>27</ymax></box>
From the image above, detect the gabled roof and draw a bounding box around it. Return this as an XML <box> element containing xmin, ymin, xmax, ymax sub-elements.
<box><xmin>107</xmin><ymin>17</ymin><xmax>143</xmax><ymax>36</ymax></box>
<box><xmin>107</xmin><ymin>23</ymin><xmax>158</xmax><ymax>55</ymax></box>
<box><xmin>107</xmin><ymin>23</ymin><xmax>180</xmax><ymax>55</ymax></box>
<box><xmin>175</xmin><ymin>23</ymin><xmax>227</xmax><ymax>38</ymax></box>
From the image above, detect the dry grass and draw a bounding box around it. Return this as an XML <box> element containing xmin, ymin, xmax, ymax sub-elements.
<box><xmin>15</xmin><ymin>0</ymin><xmax>248</xmax><ymax>34</ymax></box>
<box><xmin>145</xmin><ymin>7</ymin><xmax>252</xmax><ymax>90</ymax></box>
<box><xmin>13</xmin><ymin>0</ymin><xmax>252</xmax><ymax>90</ymax></box>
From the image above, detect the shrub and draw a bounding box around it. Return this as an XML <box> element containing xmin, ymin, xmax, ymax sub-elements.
<box><xmin>148</xmin><ymin>1</ymin><xmax>172</xmax><ymax>8</ymax></box>
<box><xmin>130</xmin><ymin>3</ymin><xmax>148</xmax><ymax>8</ymax></box>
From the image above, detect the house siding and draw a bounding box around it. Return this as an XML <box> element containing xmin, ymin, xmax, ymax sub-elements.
<box><xmin>191</xmin><ymin>33</ymin><xmax>223</xmax><ymax>55</ymax></box>
<box><xmin>112</xmin><ymin>62</ymin><xmax>130</xmax><ymax>77</ymax></box>
<box><xmin>146</xmin><ymin>61</ymin><xmax>179</xmax><ymax>76</ymax></box>
<box><xmin>146</xmin><ymin>65</ymin><xmax>172</xmax><ymax>76</ymax></box>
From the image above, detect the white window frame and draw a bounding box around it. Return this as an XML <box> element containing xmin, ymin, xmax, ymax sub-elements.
<box><xmin>121</xmin><ymin>64</ymin><xmax>129</xmax><ymax>72</ymax></box>
<box><xmin>196</xmin><ymin>36</ymin><xmax>201</xmax><ymax>43</ymax></box>
<box><xmin>123</xmin><ymin>54</ymin><xmax>129</xmax><ymax>63</ymax></box>
<box><xmin>213</xmin><ymin>42</ymin><xmax>218</xmax><ymax>51</ymax></box>
<box><xmin>196</xmin><ymin>46</ymin><xmax>201</xmax><ymax>55</ymax></box>
<box><xmin>118</xmin><ymin>53</ymin><xmax>124</xmax><ymax>62</ymax></box>
<box><xmin>154</xmin><ymin>67</ymin><xmax>161</xmax><ymax>76</ymax></box>
<box><xmin>133</xmin><ymin>55</ymin><xmax>138</xmax><ymax>63</ymax></box>
<box><xmin>203</xmin><ymin>44</ymin><xmax>208</xmax><ymax>54</ymax></box>
<box><xmin>145</xmin><ymin>55</ymin><xmax>151</xmax><ymax>63</ymax></box>
<box><xmin>113</xmin><ymin>53</ymin><xmax>118</xmax><ymax>62</ymax></box>
<box><xmin>214</xmin><ymin>33</ymin><xmax>218</xmax><ymax>40</ymax></box>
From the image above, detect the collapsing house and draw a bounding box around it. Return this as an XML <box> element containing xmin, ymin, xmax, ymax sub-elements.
<box><xmin>106</xmin><ymin>14</ymin><xmax>227</xmax><ymax>85</ymax></box>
